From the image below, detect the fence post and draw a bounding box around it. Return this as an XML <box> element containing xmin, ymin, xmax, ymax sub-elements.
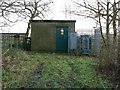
<box><xmin>94</xmin><ymin>27</ymin><xmax>101</xmax><ymax>55</ymax></box>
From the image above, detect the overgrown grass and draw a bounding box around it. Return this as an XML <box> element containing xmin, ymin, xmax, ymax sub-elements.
<box><xmin>2</xmin><ymin>48</ymin><xmax>39</xmax><ymax>88</ymax></box>
<box><xmin>2</xmin><ymin>48</ymin><xmax>112</xmax><ymax>88</ymax></box>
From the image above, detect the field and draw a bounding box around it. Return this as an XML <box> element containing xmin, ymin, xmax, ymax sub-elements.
<box><xmin>2</xmin><ymin>48</ymin><xmax>112</xmax><ymax>88</ymax></box>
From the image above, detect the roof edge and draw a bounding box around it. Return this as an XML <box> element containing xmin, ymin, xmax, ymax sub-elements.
<box><xmin>1</xmin><ymin>33</ymin><xmax>25</xmax><ymax>34</ymax></box>
<box><xmin>30</xmin><ymin>20</ymin><xmax>76</xmax><ymax>23</ymax></box>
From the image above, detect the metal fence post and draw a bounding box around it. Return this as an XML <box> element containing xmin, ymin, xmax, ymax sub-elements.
<box><xmin>94</xmin><ymin>27</ymin><xmax>101</xmax><ymax>55</ymax></box>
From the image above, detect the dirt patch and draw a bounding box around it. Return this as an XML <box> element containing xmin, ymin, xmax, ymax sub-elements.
<box><xmin>21</xmin><ymin>63</ymin><xmax>44</xmax><ymax>88</ymax></box>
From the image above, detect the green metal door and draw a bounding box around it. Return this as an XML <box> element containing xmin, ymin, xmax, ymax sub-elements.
<box><xmin>56</xmin><ymin>26</ymin><xmax>68</xmax><ymax>52</ymax></box>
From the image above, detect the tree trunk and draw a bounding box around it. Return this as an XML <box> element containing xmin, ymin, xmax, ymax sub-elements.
<box><xmin>116</xmin><ymin>0</ymin><xmax>120</xmax><ymax>88</ymax></box>
<box><xmin>25</xmin><ymin>22</ymin><xmax>31</xmax><ymax>37</ymax></box>
<box><xmin>106</xmin><ymin>1</ymin><xmax>110</xmax><ymax>47</ymax></box>
<box><xmin>113</xmin><ymin>1</ymin><xmax>117</xmax><ymax>42</ymax></box>
<box><xmin>105</xmin><ymin>1</ymin><xmax>111</xmax><ymax>62</ymax></box>
<box><xmin>98</xmin><ymin>2</ymin><xmax>106</xmax><ymax>46</ymax></box>
<box><xmin>118</xmin><ymin>34</ymin><xmax>120</xmax><ymax>65</ymax></box>
<box><xmin>117</xmin><ymin>29</ymin><xmax>120</xmax><ymax>88</ymax></box>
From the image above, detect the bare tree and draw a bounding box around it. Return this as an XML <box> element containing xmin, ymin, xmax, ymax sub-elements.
<box><xmin>20</xmin><ymin>0</ymin><xmax>53</xmax><ymax>37</ymax></box>
<box><xmin>0</xmin><ymin>0</ymin><xmax>53</xmax><ymax>36</ymax></box>
<box><xmin>0</xmin><ymin>0</ymin><xmax>20</xmax><ymax>27</ymax></box>
<box><xmin>67</xmin><ymin>0</ymin><xmax>119</xmax><ymax>46</ymax></box>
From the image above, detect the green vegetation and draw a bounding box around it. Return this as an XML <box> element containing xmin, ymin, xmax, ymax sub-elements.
<box><xmin>2</xmin><ymin>48</ymin><xmax>112</xmax><ymax>88</ymax></box>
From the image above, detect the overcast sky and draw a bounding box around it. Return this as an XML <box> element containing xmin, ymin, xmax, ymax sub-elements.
<box><xmin>2</xmin><ymin>0</ymin><xmax>96</xmax><ymax>33</ymax></box>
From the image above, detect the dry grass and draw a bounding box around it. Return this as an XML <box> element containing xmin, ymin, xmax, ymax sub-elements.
<box><xmin>97</xmin><ymin>39</ymin><xmax>119</xmax><ymax>88</ymax></box>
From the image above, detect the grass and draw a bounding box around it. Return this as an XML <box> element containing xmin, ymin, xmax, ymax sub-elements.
<box><xmin>2</xmin><ymin>48</ymin><xmax>112</xmax><ymax>88</ymax></box>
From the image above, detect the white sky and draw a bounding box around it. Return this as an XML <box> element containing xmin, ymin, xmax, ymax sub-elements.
<box><xmin>2</xmin><ymin>0</ymin><xmax>96</xmax><ymax>33</ymax></box>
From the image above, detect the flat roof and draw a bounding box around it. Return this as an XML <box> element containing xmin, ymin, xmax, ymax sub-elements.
<box><xmin>30</xmin><ymin>20</ymin><xmax>76</xmax><ymax>23</ymax></box>
<box><xmin>1</xmin><ymin>33</ymin><xmax>25</xmax><ymax>35</ymax></box>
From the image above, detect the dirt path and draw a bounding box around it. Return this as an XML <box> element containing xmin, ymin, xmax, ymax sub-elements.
<box><xmin>21</xmin><ymin>63</ymin><xmax>44</xmax><ymax>88</ymax></box>
<box><xmin>20</xmin><ymin>63</ymin><xmax>77</xmax><ymax>88</ymax></box>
